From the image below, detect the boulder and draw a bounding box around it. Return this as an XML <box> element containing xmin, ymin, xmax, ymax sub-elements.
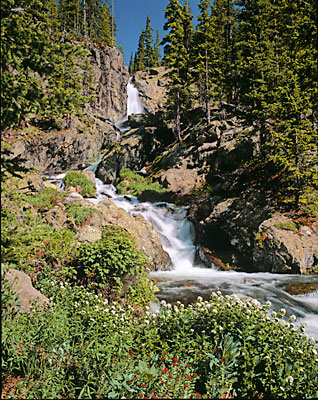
<box><xmin>96</xmin><ymin>127</ymin><xmax>163</xmax><ymax>184</ymax></box>
<box><xmin>3</xmin><ymin>268</ymin><xmax>50</xmax><ymax>313</ymax></box>
<box><xmin>69</xmin><ymin>197</ymin><xmax>171</xmax><ymax>271</ymax></box>
<box><xmin>9</xmin><ymin>117</ymin><xmax>119</xmax><ymax>175</ymax></box>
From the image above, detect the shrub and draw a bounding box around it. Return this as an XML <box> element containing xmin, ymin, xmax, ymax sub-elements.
<box><xmin>63</xmin><ymin>172</ymin><xmax>96</xmax><ymax>197</ymax></box>
<box><xmin>25</xmin><ymin>187</ymin><xmax>66</xmax><ymax>211</ymax></box>
<box><xmin>65</xmin><ymin>204</ymin><xmax>97</xmax><ymax>226</ymax></box>
<box><xmin>72</xmin><ymin>225</ymin><xmax>150</xmax><ymax>296</ymax></box>
<box><xmin>2</xmin><ymin>286</ymin><xmax>318</xmax><ymax>399</ymax></box>
<box><xmin>116</xmin><ymin>168</ymin><xmax>168</xmax><ymax>197</ymax></box>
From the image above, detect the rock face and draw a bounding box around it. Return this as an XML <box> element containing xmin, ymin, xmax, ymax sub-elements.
<box><xmin>133</xmin><ymin>67</ymin><xmax>169</xmax><ymax>114</ymax></box>
<box><xmin>9</xmin><ymin>117</ymin><xmax>118</xmax><ymax>174</ymax></box>
<box><xmin>87</xmin><ymin>44</ymin><xmax>130</xmax><ymax>122</ymax></box>
<box><xmin>6</xmin><ymin>45</ymin><xmax>129</xmax><ymax>175</ymax></box>
<box><xmin>64</xmin><ymin>194</ymin><xmax>171</xmax><ymax>271</ymax></box>
<box><xmin>4</xmin><ymin>268</ymin><xmax>50</xmax><ymax>313</ymax></box>
<box><xmin>188</xmin><ymin>191</ymin><xmax>318</xmax><ymax>274</ymax></box>
<box><xmin>96</xmin><ymin>126</ymin><xmax>164</xmax><ymax>183</ymax></box>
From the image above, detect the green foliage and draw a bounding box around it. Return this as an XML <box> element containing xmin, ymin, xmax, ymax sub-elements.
<box><xmin>162</xmin><ymin>0</ymin><xmax>194</xmax><ymax>141</ymax></box>
<box><xmin>63</xmin><ymin>172</ymin><xmax>96</xmax><ymax>197</ymax></box>
<box><xmin>133</xmin><ymin>16</ymin><xmax>161</xmax><ymax>73</ymax></box>
<box><xmin>0</xmin><ymin>0</ymin><xmax>93</xmax><ymax>130</ymax></box>
<box><xmin>2</xmin><ymin>285</ymin><xmax>318</xmax><ymax>399</ymax></box>
<box><xmin>274</xmin><ymin>221</ymin><xmax>298</xmax><ymax>232</ymax></box>
<box><xmin>116</xmin><ymin>168</ymin><xmax>168</xmax><ymax>197</ymax></box>
<box><xmin>72</xmin><ymin>225</ymin><xmax>150</xmax><ymax>295</ymax></box>
<box><xmin>66</xmin><ymin>204</ymin><xmax>97</xmax><ymax>226</ymax></box>
<box><xmin>26</xmin><ymin>187</ymin><xmax>66</xmax><ymax>211</ymax></box>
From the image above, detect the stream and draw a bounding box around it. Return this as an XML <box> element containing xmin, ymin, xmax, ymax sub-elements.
<box><xmin>48</xmin><ymin>79</ymin><xmax>318</xmax><ymax>338</ymax></box>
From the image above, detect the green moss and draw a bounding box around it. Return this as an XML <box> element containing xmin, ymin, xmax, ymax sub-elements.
<box><xmin>274</xmin><ymin>220</ymin><xmax>298</xmax><ymax>232</ymax></box>
<box><xmin>63</xmin><ymin>172</ymin><xmax>96</xmax><ymax>197</ymax></box>
<box><xmin>66</xmin><ymin>204</ymin><xmax>98</xmax><ymax>226</ymax></box>
<box><xmin>116</xmin><ymin>168</ymin><xmax>168</xmax><ymax>197</ymax></box>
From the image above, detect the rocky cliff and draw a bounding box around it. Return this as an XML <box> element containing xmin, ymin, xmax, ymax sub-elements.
<box><xmin>96</xmin><ymin>72</ymin><xmax>318</xmax><ymax>274</ymax></box>
<box><xmin>87</xmin><ymin>44</ymin><xmax>130</xmax><ymax>122</ymax></box>
<box><xmin>5</xmin><ymin>45</ymin><xmax>129</xmax><ymax>175</ymax></box>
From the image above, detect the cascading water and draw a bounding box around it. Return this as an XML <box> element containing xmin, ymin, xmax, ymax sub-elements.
<box><xmin>47</xmin><ymin>81</ymin><xmax>318</xmax><ymax>338</ymax></box>
<box><xmin>126</xmin><ymin>77</ymin><xmax>144</xmax><ymax>116</ymax></box>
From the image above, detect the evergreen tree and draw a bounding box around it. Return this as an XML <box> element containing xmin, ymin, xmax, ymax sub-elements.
<box><xmin>153</xmin><ymin>30</ymin><xmax>162</xmax><ymax>67</ymax></box>
<box><xmin>43</xmin><ymin>0</ymin><xmax>59</xmax><ymax>36</ymax></box>
<box><xmin>58</xmin><ymin>0</ymin><xmax>81</xmax><ymax>35</ymax></box>
<box><xmin>1</xmin><ymin>0</ymin><xmax>92</xmax><ymax>130</ymax></box>
<box><xmin>236</xmin><ymin>0</ymin><xmax>318</xmax><ymax>207</ymax></box>
<box><xmin>144</xmin><ymin>15</ymin><xmax>154</xmax><ymax>68</ymax></box>
<box><xmin>209</xmin><ymin>0</ymin><xmax>237</xmax><ymax>104</ymax></box>
<box><xmin>192</xmin><ymin>0</ymin><xmax>214</xmax><ymax>123</ymax></box>
<box><xmin>162</xmin><ymin>0</ymin><xmax>194</xmax><ymax>141</ymax></box>
<box><xmin>129</xmin><ymin>52</ymin><xmax>134</xmax><ymax>75</ymax></box>
<box><xmin>96</xmin><ymin>2</ymin><xmax>113</xmax><ymax>46</ymax></box>
<box><xmin>135</xmin><ymin>29</ymin><xmax>146</xmax><ymax>71</ymax></box>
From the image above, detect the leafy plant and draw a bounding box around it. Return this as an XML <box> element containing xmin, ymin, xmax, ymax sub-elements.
<box><xmin>63</xmin><ymin>172</ymin><xmax>96</xmax><ymax>197</ymax></box>
<box><xmin>116</xmin><ymin>168</ymin><xmax>168</xmax><ymax>197</ymax></box>
<box><xmin>66</xmin><ymin>204</ymin><xmax>97</xmax><ymax>226</ymax></box>
<box><xmin>72</xmin><ymin>225</ymin><xmax>150</xmax><ymax>296</ymax></box>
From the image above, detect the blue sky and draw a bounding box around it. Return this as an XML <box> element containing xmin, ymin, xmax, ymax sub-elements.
<box><xmin>115</xmin><ymin>0</ymin><xmax>200</xmax><ymax>65</ymax></box>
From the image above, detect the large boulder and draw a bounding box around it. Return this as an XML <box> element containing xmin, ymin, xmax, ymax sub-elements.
<box><xmin>9</xmin><ymin>117</ymin><xmax>118</xmax><ymax>174</ymax></box>
<box><xmin>64</xmin><ymin>195</ymin><xmax>171</xmax><ymax>271</ymax></box>
<box><xmin>96</xmin><ymin>127</ymin><xmax>163</xmax><ymax>184</ymax></box>
<box><xmin>188</xmin><ymin>190</ymin><xmax>318</xmax><ymax>274</ymax></box>
<box><xmin>3</xmin><ymin>268</ymin><xmax>50</xmax><ymax>313</ymax></box>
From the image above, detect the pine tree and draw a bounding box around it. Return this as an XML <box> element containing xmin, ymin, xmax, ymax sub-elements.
<box><xmin>207</xmin><ymin>0</ymin><xmax>237</xmax><ymax>105</ymax></box>
<box><xmin>97</xmin><ymin>1</ymin><xmax>112</xmax><ymax>46</ymax></box>
<box><xmin>58</xmin><ymin>0</ymin><xmax>81</xmax><ymax>35</ymax></box>
<box><xmin>129</xmin><ymin>52</ymin><xmax>134</xmax><ymax>75</ymax></box>
<box><xmin>192</xmin><ymin>0</ymin><xmax>214</xmax><ymax>123</ymax></box>
<box><xmin>153</xmin><ymin>30</ymin><xmax>162</xmax><ymax>67</ymax></box>
<box><xmin>43</xmin><ymin>0</ymin><xmax>59</xmax><ymax>37</ymax></box>
<box><xmin>144</xmin><ymin>15</ymin><xmax>154</xmax><ymax>68</ymax></box>
<box><xmin>1</xmin><ymin>0</ymin><xmax>92</xmax><ymax>130</ymax></box>
<box><xmin>162</xmin><ymin>0</ymin><xmax>194</xmax><ymax>141</ymax></box>
<box><xmin>135</xmin><ymin>29</ymin><xmax>146</xmax><ymax>71</ymax></box>
<box><xmin>236</xmin><ymin>0</ymin><xmax>318</xmax><ymax>207</ymax></box>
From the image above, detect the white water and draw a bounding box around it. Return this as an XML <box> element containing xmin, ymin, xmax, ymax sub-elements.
<box><xmin>126</xmin><ymin>77</ymin><xmax>144</xmax><ymax>116</ymax></box>
<box><xmin>47</xmin><ymin>82</ymin><xmax>318</xmax><ymax>339</ymax></box>
<box><xmin>87</xmin><ymin>178</ymin><xmax>317</xmax><ymax>338</ymax></box>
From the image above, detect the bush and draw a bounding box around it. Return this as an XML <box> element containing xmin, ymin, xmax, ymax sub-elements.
<box><xmin>116</xmin><ymin>168</ymin><xmax>168</xmax><ymax>197</ymax></box>
<box><xmin>72</xmin><ymin>225</ymin><xmax>150</xmax><ymax>296</ymax></box>
<box><xmin>65</xmin><ymin>204</ymin><xmax>97</xmax><ymax>226</ymax></box>
<box><xmin>26</xmin><ymin>187</ymin><xmax>66</xmax><ymax>211</ymax></box>
<box><xmin>63</xmin><ymin>172</ymin><xmax>96</xmax><ymax>197</ymax></box>
<box><xmin>2</xmin><ymin>286</ymin><xmax>318</xmax><ymax>399</ymax></box>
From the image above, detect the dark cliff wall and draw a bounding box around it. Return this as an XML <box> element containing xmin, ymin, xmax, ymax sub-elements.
<box><xmin>88</xmin><ymin>45</ymin><xmax>130</xmax><ymax>122</ymax></box>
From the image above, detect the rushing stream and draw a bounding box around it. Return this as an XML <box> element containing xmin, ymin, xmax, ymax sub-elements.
<box><xmin>48</xmin><ymin>79</ymin><xmax>318</xmax><ymax>338</ymax></box>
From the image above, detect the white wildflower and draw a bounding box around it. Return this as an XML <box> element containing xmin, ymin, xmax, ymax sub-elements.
<box><xmin>288</xmin><ymin>346</ymin><xmax>294</xmax><ymax>352</ymax></box>
<box><xmin>279</xmin><ymin>387</ymin><xmax>285</xmax><ymax>392</ymax></box>
<box><xmin>266</xmin><ymin>300</ymin><xmax>272</xmax><ymax>307</ymax></box>
<box><xmin>289</xmin><ymin>315</ymin><xmax>296</xmax><ymax>322</ymax></box>
<box><xmin>280</xmin><ymin>308</ymin><xmax>286</xmax><ymax>316</ymax></box>
<box><xmin>298</xmin><ymin>349</ymin><xmax>303</xmax><ymax>355</ymax></box>
<box><xmin>312</xmin><ymin>349</ymin><xmax>317</xmax><ymax>355</ymax></box>
<box><xmin>286</xmin><ymin>376</ymin><xmax>294</xmax><ymax>384</ymax></box>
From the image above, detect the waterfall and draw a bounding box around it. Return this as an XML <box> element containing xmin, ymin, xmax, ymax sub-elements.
<box><xmin>126</xmin><ymin>77</ymin><xmax>144</xmax><ymax>116</ymax></box>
